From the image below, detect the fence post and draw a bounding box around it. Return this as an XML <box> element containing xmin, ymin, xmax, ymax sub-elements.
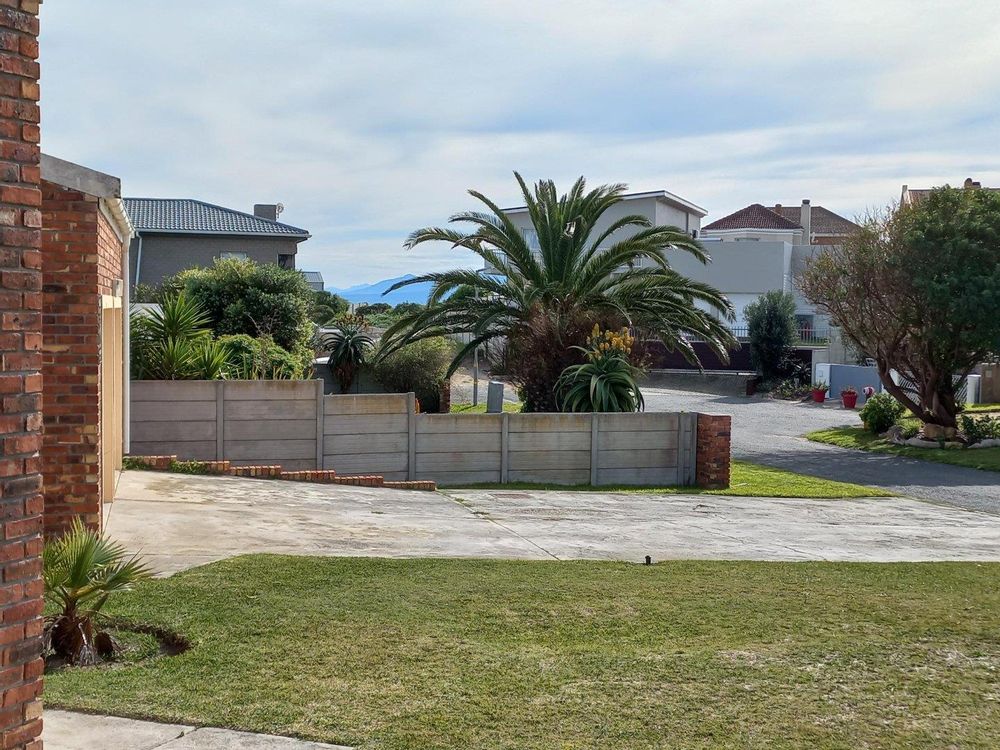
<box><xmin>590</xmin><ymin>413</ymin><xmax>600</xmax><ymax>485</ymax></box>
<box><xmin>407</xmin><ymin>392</ymin><xmax>417</xmax><ymax>480</ymax></box>
<box><xmin>501</xmin><ymin>412</ymin><xmax>510</xmax><ymax>484</ymax></box>
<box><xmin>215</xmin><ymin>381</ymin><xmax>225</xmax><ymax>460</ymax></box>
<box><xmin>315</xmin><ymin>379</ymin><xmax>325</xmax><ymax>470</ymax></box>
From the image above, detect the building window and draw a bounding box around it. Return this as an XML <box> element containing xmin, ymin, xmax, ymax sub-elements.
<box><xmin>220</xmin><ymin>251</ymin><xmax>248</xmax><ymax>261</ymax></box>
<box><xmin>278</xmin><ymin>254</ymin><xmax>294</xmax><ymax>269</ymax></box>
<box><xmin>522</xmin><ymin>229</ymin><xmax>540</xmax><ymax>251</ymax></box>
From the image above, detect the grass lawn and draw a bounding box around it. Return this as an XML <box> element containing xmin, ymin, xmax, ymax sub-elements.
<box><xmin>450</xmin><ymin>400</ymin><xmax>523</xmax><ymax>413</ymax></box>
<box><xmin>808</xmin><ymin>425</ymin><xmax>1000</xmax><ymax>473</ymax></box>
<box><xmin>46</xmin><ymin>555</ymin><xmax>1000</xmax><ymax>749</ymax></box>
<box><xmin>965</xmin><ymin>403</ymin><xmax>1000</xmax><ymax>414</ymax></box>
<box><xmin>443</xmin><ymin>460</ymin><xmax>892</xmax><ymax>498</ymax></box>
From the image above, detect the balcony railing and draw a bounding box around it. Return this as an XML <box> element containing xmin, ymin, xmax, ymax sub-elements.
<box><xmin>684</xmin><ymin>326</ymin><xmax>830</xmax><ymax>347</ymax></box>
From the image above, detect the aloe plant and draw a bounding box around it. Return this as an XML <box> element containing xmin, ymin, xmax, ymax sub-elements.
<box><xmin>323</xmin><ymin>315</ymin><xmax>375</xmax><ymax>393</ymax></box>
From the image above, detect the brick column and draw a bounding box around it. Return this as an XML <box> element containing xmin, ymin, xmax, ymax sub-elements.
<box><xmin>0</xmin><ymin>2</ymin><xmax>45</xmax><ymax>749</ymax></box>
<box><xmin>696</xmin><ymin>413</ymin><xmax>731</xmax><ymax>490</ymax></box>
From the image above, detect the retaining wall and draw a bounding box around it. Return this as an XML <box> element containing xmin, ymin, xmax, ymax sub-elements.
<box><xmin>131</xmin><ymin>382</ymin><xmax>727</xmax><ymax>487</ymax></box>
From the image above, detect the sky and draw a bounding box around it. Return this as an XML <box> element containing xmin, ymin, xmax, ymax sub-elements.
<box><xmin>40</xmin><ymin>1</ymin><xmax>1000</xmax><ymax>288</ymax></box>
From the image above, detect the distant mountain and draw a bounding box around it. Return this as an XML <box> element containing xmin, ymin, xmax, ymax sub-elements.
<box><xmin>329</xmin><ymin>274</ymin><xmax>432</xmax><ymax>305</ymax></box>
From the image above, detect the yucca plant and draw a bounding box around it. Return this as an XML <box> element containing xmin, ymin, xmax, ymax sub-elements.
<box><xmin>323</xmin><ymin>315</ymin><xmax>375</xmax><ymax>393</ymax></box>
<box><xmin>190</xmin><ymin>338</ymin><xmax>231</xmax><ymax>380</ymax></box>
<box><xmin>43</xmin><ymin>519</ymin><xmax>153</xmax><ymax>664</ymax></box>
<box><xmin>379</xmin><ymin>173</ymin><xmax>736</xmax><ymax>411</ymax></box>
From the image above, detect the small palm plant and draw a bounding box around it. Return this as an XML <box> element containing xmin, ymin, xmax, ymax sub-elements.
<box><xmin>43</xmin><ymin>519</ymin><xmax>153</xmax><ymax>665</ymax></box>
<box><xmin>556</xmin><ymin>326</ymin><xmax>645</xmax><ymax>412</ymax></box>
<box><xmin>323</xmin><ymin>314</ymin><xmax>375</xmax><ymax>393</ymax></box>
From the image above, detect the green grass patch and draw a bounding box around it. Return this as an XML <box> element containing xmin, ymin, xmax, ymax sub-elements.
<box><xmin>450</xmin><ymin>401</ymin><xmax>523</xmax><ymax>413</ymax></box>
<box><xmin>964</xmin><ymin>403</ymin><xmax>1000</xmax><ymax>414</ymax></box>
<box><xmin>443</xmin><ymin>460</ymin><xmax>891</xmax><ymax>498</ymax></box>
<box><xmin>46</xmin><ymin>555</ymin><xmax>1000</xmax><ymax>749</ymax></box>
<box><xmin>808</xmin><ymin>426</ymin><xmax>1000</xmax><ymax>473</ymax></box>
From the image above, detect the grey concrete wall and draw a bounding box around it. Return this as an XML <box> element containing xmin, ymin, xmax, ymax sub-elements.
<box><xmin>130</xmin><ymin>234</ymin><xmax>302</xmax><ymax>288</ymax></box>
<box><xmin>132</xmin><ymin>386</ymin><xmax>700</xmax><ymax>486</ymax></box>
<box><xmin>131</xmin><ymin>380</ymin><xmax>320</xmax><ymax>470</ymax></box>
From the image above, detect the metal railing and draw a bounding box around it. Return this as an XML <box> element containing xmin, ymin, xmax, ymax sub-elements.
<box><xmin>683</xmin><ymin>326</ymin><xmax>830</xmax><ymax>347</ymax></box>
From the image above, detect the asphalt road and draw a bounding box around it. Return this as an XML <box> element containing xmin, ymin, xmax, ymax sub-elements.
<box><xmin>643</xmin><ymin>387</ymin><xmax>1000</xmax><ymax>514</ymax></box>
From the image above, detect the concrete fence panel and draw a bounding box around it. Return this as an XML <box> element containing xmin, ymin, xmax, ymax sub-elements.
<box><xmin>131</xmin><ymin>383</ymin><xmax>727</xmax><ymax>488</ymax></box>
<box><xmin>323</xmin><ymin>393</ymin><xmax>410</xmax><ymax>480</ymax></box>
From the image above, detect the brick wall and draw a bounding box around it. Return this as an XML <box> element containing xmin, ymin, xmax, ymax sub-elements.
<box><xmin>696</xmin><ymin>413</ymin><xmax>732</xmax><ymax>490</ymax></box>
<box><xmin>40</xmin><ymin>184</ymin><xmax>123</xmax><ymax>534</ymax></box>
<box><xmin>0</xmin><ymin>1</ymin><xmax>45</xmax><ymax>748</ymax></box>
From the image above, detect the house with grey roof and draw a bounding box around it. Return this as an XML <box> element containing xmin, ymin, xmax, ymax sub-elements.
<box><xmin>124</xmin><ymin>198</ymin><xmax>312</xmax><ymax>289</ymax></box>
<box><xmin>302</xmin><ymin>270</ymin><xmax>324</xmax><ymax>291</ymax></box>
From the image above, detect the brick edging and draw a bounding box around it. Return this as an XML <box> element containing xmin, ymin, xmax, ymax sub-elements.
<box><xmin>124</xmin><ymin>456</ymin><xmax>437</xmax><ymax>491</ymax></box>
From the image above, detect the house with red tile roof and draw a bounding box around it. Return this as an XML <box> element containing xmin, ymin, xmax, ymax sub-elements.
<box><xmin>901</xmin><ymin>177</ymin><xmax>999</xmax><ymax>206</ymax></box>
<box><xmin>701</xmin><ymin>200</ymin><xmax>857</xmax><ymax>245</ymax></box>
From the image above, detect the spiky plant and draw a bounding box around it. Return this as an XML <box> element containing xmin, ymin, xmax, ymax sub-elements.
<box><xmin>379</xmin><ymin>173</ymin><xmax>736</xmax><ymax>411</ymax></box>
<box><xmin>323</xmin><ymin>315</ymin><xmax>375</xmax><ymax>393</ymax></box>
<box><xmin>43</xmin><ymin>519</ymin><xmax>153</xmax><ymax>664</ymax></box>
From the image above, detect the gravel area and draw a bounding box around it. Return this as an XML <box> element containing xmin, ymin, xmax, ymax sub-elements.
<box><xmin>643</xmin><ymin>387</ymin><xmax>1000</xmax><ymax>514</ymax></box>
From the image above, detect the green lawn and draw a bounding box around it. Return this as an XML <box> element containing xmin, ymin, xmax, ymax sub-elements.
<box><xmin>965</xmin><ymin>403</ymin><xmax>1000</xmax><ymax>414</ymax></box>
<box><xmin>808</xmin><ymin>426</ymin><xmax>1000</xmax><ymax>473</ymax></box>
<box><xmin>450</xmin><ymin>400</ymin><xmax>523</xmax><ymax>413</ymax></box>
<box><xmin>46</xmin><ymin>556</ymin><xmax>1000</xmax><ymax>749</ymax></box>
<box><xmin>444</xmin><ymin>460</ymin><xmax>892</xmax><ymax>498</ymax></box>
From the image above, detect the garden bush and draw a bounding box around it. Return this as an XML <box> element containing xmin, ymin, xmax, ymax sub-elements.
<box><xmin>370</xmin><ymin>337</ymin><xmax>453</xmax><ymax>412</ymax></box>
<box><xmin>859</xmin><ymin>392</ymin><xmax>905</xmax><ymax>434</ymax></box>
<box><xmin>218</xmin><ymin>334</ymin><xmax>309</xmax><ymax>380</ymax></box>
<box><xmin>745</xmin><ymin>291</ymin><xmax>797</xmax><ymax>380</ymax></box>
<box><xmin>959</xmin><ymin>413</ymin><xmax>1000</xmax><ymax>443</ymax></box>
<box><xmin>171</xmin><ymin>259</ymin><xmax>314</xmax><ymax>353</ymax></box>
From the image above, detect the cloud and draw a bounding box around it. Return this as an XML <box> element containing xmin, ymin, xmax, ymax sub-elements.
<box><xmin>39</xmin><ymin>1</ymin><xmax>1000</xmax><ymax>286</ymax></box>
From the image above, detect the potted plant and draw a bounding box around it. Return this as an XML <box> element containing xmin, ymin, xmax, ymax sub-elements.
<box><xmin>841</xmin><ymin>385</ymin><xmax>858</xmax><ymax>409</ymax></box>
<box><xmin>811</xmin><ymin>381</ymin><xmax>829</xmax><ymax>403</ymax></box>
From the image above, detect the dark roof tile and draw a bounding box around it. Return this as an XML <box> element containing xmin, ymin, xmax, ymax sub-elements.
<box><xmin>124</xmin><ymin>198</ymin><xmax>309</xmax><ymax>237</ymax></box>
<box><xmin>702</xmin><ymin>203</ymin><xmax>800</xmax><ymax>231</ymax></box>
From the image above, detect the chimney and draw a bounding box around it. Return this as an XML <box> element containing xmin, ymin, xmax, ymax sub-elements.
<box><xmin>800</xmin><ymin>199</ymin><xmax>812</xmax><ymax>244</ymax></box>
<box><xmin>253</xmin><ymin>203</ymin><xmax>279</xmax><ymax>221</ymax></box>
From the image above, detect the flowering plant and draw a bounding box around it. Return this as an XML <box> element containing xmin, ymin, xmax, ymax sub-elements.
<box><xmin>863</xmin><ymin>385</ymin><xmax>876</xmax><ymax>398</ymax></box>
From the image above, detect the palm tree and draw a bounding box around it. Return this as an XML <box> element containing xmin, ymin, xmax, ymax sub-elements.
<box><xmin>43</xmin><ymin>519</ymin><xmax>153</xmax><ymax>664</ymax></box>
<box><xmin>379</xmin><ymin>174</ymin><xmax>737</xmax><ymax>411</ymax></box>
<box><xmin>322</xmin><ymin>315</ymin><xmax>375</xmax><ymax>393</ymax></box>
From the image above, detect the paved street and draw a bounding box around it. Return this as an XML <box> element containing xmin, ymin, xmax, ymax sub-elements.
<box><xmin>642</xmin><ymin>386</ymin><xmax>1000</xmax><ymax>513</ymax></box>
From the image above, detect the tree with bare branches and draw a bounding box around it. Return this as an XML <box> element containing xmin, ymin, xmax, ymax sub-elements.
<box><xmin>799</xmin><ymin>187</ymin><xmax>1000</xmax><ymax>432</ymax></box>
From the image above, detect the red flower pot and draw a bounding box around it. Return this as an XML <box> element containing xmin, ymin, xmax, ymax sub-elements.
<box><xmin>811</xmin><ymin>389</ymin><xmax>827</xmax><ymax>403</ymax></box>
<box><xmin>842</xmin><ymin>392</ymin><xmax>858</xmax><ymax>409</ymax></box>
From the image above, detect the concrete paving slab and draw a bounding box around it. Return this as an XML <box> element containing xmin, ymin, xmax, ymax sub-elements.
<box><xmin>160</xmin><ymin>727</ymin><xmax>351</xmax><ymax>749</ymax></box>
<box><xmin>44</xmin><ymin>710</ymin><xmax>193</xmax><ymax>750</ymax></box>
<box><xmin>108</xmin><ymin>471</ymin><xmax>548</xmax><ymax>575</ymax></box>
<box><xmin>109</xmin><ymin>470</ymin><xmax>1000</xmax><ymax>572</ymax></box>
<box><xmin>448</xmin><ymin>489</ymin><xmax>1000</xmax><ymax>562</ymax></box>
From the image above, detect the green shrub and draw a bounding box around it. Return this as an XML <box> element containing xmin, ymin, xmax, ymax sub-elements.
<box><xmin>745</xmin><ymin>291</ymin><xmax>797</xmax><ymax>380</ymax></box>
<box><xmin>173</xmin><ymin>259</ymin><xmax>314</xmax><ymax>352</ymax></box>
<box><xmin>371</xmin><ymin>337</ymin><xmax>453</xmax><ymax>412</ymax></box>
<box><xmin>218</xmin><ymin>334</ymin><xmax>309</xmax><ymax>380</ymax></box>
<box><xmin>859</xmin><ymin>392</ymin><xmax>905</xmax><ymax>434</ymax></box>
<box><xmin>959</xmin><ymin>413</ymin><xmax>1000</xmax><ymax>443</ymax></box>
<box><xmin>770</xmin><ymin>379</ymin><xmax>811</xmax><ymax>400</ymax></box>
<box><xmin>130</xmin><ymin>295</ymin><xmax>226</xmax><ymax>380</ymax></box>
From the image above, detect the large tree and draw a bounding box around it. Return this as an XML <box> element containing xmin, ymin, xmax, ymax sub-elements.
<box><xmin>378</xmin><ymin>174</ymin><xmax>736</xmax><ymax>411</ymax></box>
<box><xmin>799</xmin><ymin>187</ymin><xmax>1000</xmax><ymax>430</ymax></box>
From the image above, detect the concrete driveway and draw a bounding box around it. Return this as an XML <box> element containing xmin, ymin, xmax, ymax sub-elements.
<box><xmin>109</xmin><ymin>471</ymin><xmax>1000</xmax><ymax>574</ymax></box>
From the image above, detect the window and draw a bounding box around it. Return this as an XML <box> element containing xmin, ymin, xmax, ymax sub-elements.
<box><xmin>220</xmin><ymin>251</ymin><xmax>248</xmax><ymax>261</ymax></box>
<box><xmin>522</xmin><ymin>228</ymin><xmax>540</xmax><ymax>251</ymax></box>
<box><xmin>278</xmin><ymin>254</ymin><xmax>295</xmax><ymax>269</ymax></box>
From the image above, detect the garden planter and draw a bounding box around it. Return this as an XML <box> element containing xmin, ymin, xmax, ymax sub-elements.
<box><xmin>811</xmin><ymin>389</ymin><xmax>827</xmax><ymax>403</ymax></box>
<box><xmin>842</xmin><ymin>392</ymin><xmax>858</xmax><ymax>409</ymax></box>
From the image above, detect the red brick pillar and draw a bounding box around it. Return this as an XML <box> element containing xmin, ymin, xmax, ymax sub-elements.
<box><xmin>0</xmin><ymin>1</ymin><xmax>45</xmax><ymax>748</ymax></box>
<box><xmin>696</xmin><ymin>413</ymin><xmax>731</xmax><ymax>490</ymax></box>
